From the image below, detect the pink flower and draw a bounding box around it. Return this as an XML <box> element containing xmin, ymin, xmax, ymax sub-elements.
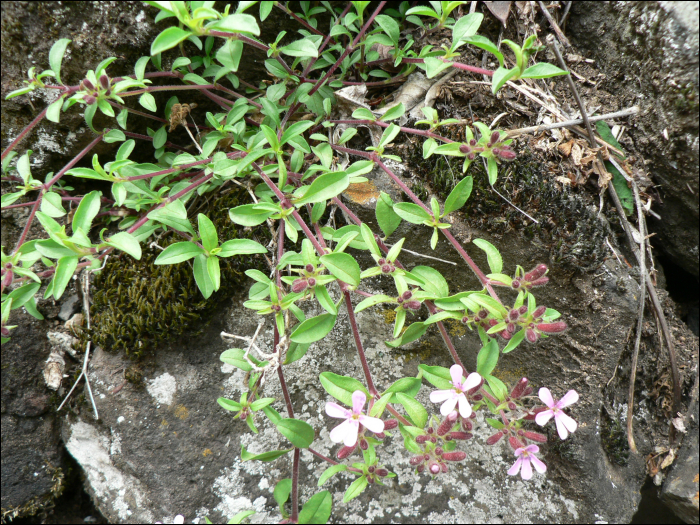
<box><xmin>508</xmin><ymin>445</ymin><xmax>547</xmax><ymax>480</ymax></box>
<box><xmin>429</xmin><ymin>365</ymin><xmax>482</xmax><ymax>418</ymax></box>
<box><xmin>535</xmin><ymin>388</ymin><xmax>579</xmax><ymax>439</ymax></box>
<box><xmin>325</xmin><ymin>391</ymin><xmax>384</xmax><ymax>447</ymax></box>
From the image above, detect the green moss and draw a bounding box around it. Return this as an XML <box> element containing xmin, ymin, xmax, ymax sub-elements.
<box><xmin>87</xmin><ymin>187</ymin><xmax>270</xmax><ymax>358</ymax></box>
<box><xmin>601</xmin><ymin>406</ymin><xmax>630</xmax><ymax>466</ymax></box>
<box><xmin>1</xmin><ymin>464</ymin><xmax>65</xmax><ymax>522</ymax></box>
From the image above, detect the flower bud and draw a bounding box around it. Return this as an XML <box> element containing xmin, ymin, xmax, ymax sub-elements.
<box><xmin>459</xmin><ymin>144</ymin><xmax>471</xmax><ymax>154</ymax></box>
<box><xmin>82</xmin><ymin>78</ymin><xmax>95</xmax><ymax>91</ymax></box>
<box><xmin>381</xmin><ymin>264</ymin><xmax>392</xmax><ymax>274</ymax></box>
<box><xmin>507</xmin><ymin>322</ymin><xmax>516</xmax><ymax>333</ymax></box>
<box><xmin>536</xmin><ymin>322</ymin><xmax>567</xmax><ymax>333</ymax></box>
<box><xmin>461</xmin><ymin>316</ymin><xmax>469</xmax><ymax>324</ymax></box>
<box><xmin>442</xmin><ymin>451</ymin><xmax>467</xmax><ymax>462</ymax></box>
<box><xmin>510</xmin><ymin>378</ymin><xmax>529</xmax><ymax>399</ymax></box>
<box><xmin>508</xmin><ymin>401</ymin><xmax>517</xmax><ymax>410</ymax></box>
<box><xmin>530</xmin><ymin>276</ymin><xmax>549</xmax><ymax>286</ymax></box>
<box><xmin>402</xmin><ymin>290</ymin><xmax>413</xmax><ymax>300</ymax></box>
<box><xmin>378</xmin><ymin>258</ymin><xmax>386</xmax><ymax>265</ymax></box>
<box><xmin>448</xmin><ymin>431</ymin><xmax>471</xmax><ymax>441</ymax></box>
<box><xmin>397</xmin><ymin>297</ymin><xmax>403</xmax><ymax>304</ymax></box>
<box><xmin>272</xmin><ymin>304</ymin><xmax>281</xmax><ymax>312</ymax></box>
<box><xmin>500</xmin><ymin>330</ymin><xmax>512</xmax><ymax>340</ymax></box>
<box><xmin>496</xmin><ymin>148</ymin><xmax>517</xmax><ymax>160</ymax></box>
<box><xmin>490</xmin><ymin>131</ymin><xmax>501</xmax><ymax>144</ymax></box>
<box><xmin>437</xmin><ymin>417</ymin><xmax>454</xmax><ymax>437</ymax></box>
<box><xmin>461</xmin><ymin>418</ymin><xmax>473</xmax><ymax>431</ymax></box>
<box><xmin>406</xmin><ymin>300</ymin><xmax>421</xmax><ymax>310</ymax></box>
<box><xmin>526</xmin><ymin>328</ymin><xmax>539</xmax><ymax>343</ymax></box>
<box><xmin>359</xmin><ymin>438</ymin><xmax>369</xmax><ymax>450</ymax></box>
<box><xmin>291</xmin><ymin>278</ymin><xmax>308</xmax><ymax>293</ymax></box>
<box><xmin>383</xmin><ymin>419</ymin><xmax>398</xmax><ymax>430</ymax></box>
<box><xmin>522</xmin><ymin>430</ymin><xmax>547</xmax><ymax>443</ymax></box>
<box><xmin>478</xmin><ymin>309</ymin><xmax>488</xmax><ymax>319</ymax></box>
<box><xmin>522</xmin><ymin>386</ymin><xmax>533</xmax><ymax>397</ymax></box>
<box><xmin>518</xmin><ymin>305</ymin><xmax>529</xmax><ymax>315</ymax></box>
<box><xmin>511</xmin><ymin>279</ymin><xmax>521</xmax><ymax>289</ymax></box>
<box><xmin>440</xmin><ymin>462</ymin><xmax>449</xmax><ymax>473</ymax></box>
<box><xmin>375</xmin><ymin>468</ymin><xmax>388</xmax><ymax>477</ymax></box>
<box><xmin>467</xmin><ymin>152</ymin><xmax>476</xmax><ymax>160</ymax></box>
<box><xmin>374</xmin><ymin>432</ymin><xmax>385</xmax><ymax>440</ymax></box>
<box><xmin>509</xmin><ymin>436</ymin><xmax>526</xmax><ymax>450</ymax></box>
<box><xmin>309</xmin><ymin>278</ymin><xmax>318</xmax><ymax>288</ymax></box>
<box><xmin>435</xmin><ymin>447</ymin><xmax>443</xmax><ymax>456</ymax></box>
<box><xmin>410</xmin><ymin>455</ymin><xmax>425</xmax><ymax>465</ymax></box>
<box><xmin>524</xmin><ymin>264</ymin><xmax>548</xmax><ymax>282</ymax></box>
<box><xmin>367</xmin><ymin>475</ymin><xmax>375</xmax><ymax>484</ymax></box>
<box><xmin>305</xmin><ymin>264</ymin><xmax>314</xmax><ymax>273</ymax></box>
<box><xmin>532</xmin><ymin>306</ymin><xmax>547</xmax><ymax>319</ymax></box>
<box><xmin>508</xmin><ymin>309</ymin><xmax>520</xmax><ymax>321</ymax></box>
<box><xmin>367</xmin><ymin>465</ymin><xmax>375</xmax><ymax>473</ymax></box>
<box><xmin>83</xmin><ymin>95</ymin><xmax>97</xmax><ymax>105</ymax></box>
<box><xmin>426</xmin><ymin>427</ymin><xmax>434</xmax><ymax>434</ymax></box>
<box><xmin>2</xmin><ymin>268</ymin><xmax>13</xmax><ymax>288</ymax></box>
<box><xmin>99</xmin><ymin>74</ymin><xmax>110</xmax><ymax>89</ymax></box>
<box><xmin>469</xmin><ymin>139</ymin><xmax>477</xmax><ymax>146</ymax></box>
<box><xmin>428</xmin><ymin>462</ymin><xmax>441</xmax><ymax>475</ymax></box>
<box><xmin>417</xmin><ymin>464</ymin><xmax>425</xmax><ymax>473</ymax></box>
<box><xmin>337</xmin><ymin>445</ymin><xmax>355</xmax><ymax>459</ymax></box>
<box><xmin>486</xmin><ymin>431</ymin><xmax>504</xmax><ymax>445</ymax></box>
<box><xmin>416</xmin><ymin>435</ymin><xmax>429</xmax><ymax>444</ymax></box>
<box><xmin>471</xmin><ymin>394</ymin><xmax>482</xmax><ymax>401</ymax></box>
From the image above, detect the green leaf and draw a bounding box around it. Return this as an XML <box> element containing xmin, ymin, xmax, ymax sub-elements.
<box><xmin>378</xmin><ymin>123</ymin><xmax>401</xmax><ymax>147</ymax></box>
<box><xmin>343</xmin><ymin>476</ymin><xmax>368</xmax><ymax>503</ymax></box>
<box><xmin>139</xmin><ymin>92</ymin><xmax>157</xmax><ymax>112</ymax></box>
<box><xmin>384</xmin><ymin>377</ymin><xmax>422</xmax><ymax>397</ymax></box>
<box><xmin>151</xmin><ymin>27</ymin><xmax>193</xmax><ymax>56</ymax></box>
<box><xmin>280</xmin><ymin>39</ymin><xmax>319</xmax><ymax>58</ymax></box>
<box><xmin>220</xmin><ymin>348</ymin><xmax>268</xmax><ymax>371</ymax></box>
<box><xmin>281</xmin><ymin>120</ymin><xmax>315</xmax><ymax>145</ymax></box>
<box><xmin>148</xmin><ymin>200</ymin><xmax>195</xmax><ymax>235</ymax></box>
<box><xmin>423</xmin><ymin>57</ymin><xmax>452</xmax><ymax>78</ymax></box>
<box><xmin>320</xmin><ymin>252</ymin><xmax>360</xmax><ymax>286</ymax></box>
<box><xmin>298</xmin><ymin>491</ymin><xmax>332</xmax><ymax>525</ymax></box>
<box><xmin>208</xmin><ymin>13</ymin><xmax>261</xmax><ymax>36</ymax></box>
<box><xmin>319</xmin><ymin>372</ymin><xmax>367</xmax><ymax>406</ymax></box>
<box><xmin>491</xmin><ymin>66</ymin><xmax>520</xmax><ymax>94</ymax></box>
<box><xmin>48</xmin><ymin>39</ymin><xmax>71</xmax><ymax>85</ymax></box>
<box><xmin>392</xmin><ymin>202</ymin><xmax>432</xmax><ymax>224</ymax></box>
<box><xmin>229</xmin><ymin>204</ymin><xmax>275</xmax><ymax>226</ymax></box>
<box><xmin>41</xmin><ymin>191</ymin><xmax>66</xmax><ymax>218</ymax></box>
<box><xmin>521</xmin><ymin>63</ymin><xmax>569</xmax><ymax>79</ymax></box>
<box><xmin>487</xmin><ymin>157</ymin><xmax>498</xmax><ymax>185</ymax></box>
<box><xmin>476</xmin><ymin>339</ymin><xmax>499</xmax><ymax>376</ymax></box>
<box><xmin>385</xmin><ymin>321</ymin><xmax>428</xmax><ymax>348</ymax></box>
<box><xmin>229</xmin><ymin>511</ymin><xmax>256</xmax><ymax>524</ymax></box>
<box><xmin>411</xmin><ymin>266</ymin><xmax>449</xmax><ymax>297</ymax></box>
<box><xmin>105</xmin><ymin>231</ymin><xmax>142</xmax><ymax>260</ymax></box>
<box><xmin>502</xmin><ymin>328</ymin><xmax>526</xmax><ymax>353</ymax></box>
<box><xmin>241</xmin><ymin>445</ymin><xmax>291</xmax><ymax>462</ymax></box>
<box><xmin>193</xmin><ymin>253</ymin><xmax>215</xmax><ymax>298</ymax></box>
<box><xmin>218</xmin><ymin>239</ymin><xmax>267</xmax><ymax>257</ymax></box>
<box><xmin>198</xmin><ymin>213</ymin><xmax>219</xmax><ymax>252</ymax></box>
<box><xmin>154</xmin><ymin>242</ymin><xmax>204</xmax><ymax>265</ymax></box>
<box><xmin>318</xmin><ymin>464</ymin><xmax>348</xmax><ymax>486</ymax></box>
<box><xmin>374</xmin><ymin>14</ymin><xmax>400</xmax><ymax>44</ymax></box>
<box><xmin>6</xmin><ymin>282</ymin><xmax>41</xmax><ymax>310</ymax></box>
<box><xmin>463</xmin><ymin>35</ymin><xmax>503</xmax><ymax>66</ymax></box>
<box><xmin>217</xmin><ymin>397</ymin><xmax>242</xmax><ymax>411</ymax></box>
<box><xmin>295</xmin><ymin>171</ymin><xmax>350</xmax><ymax>205</ymax></box>
<box><xmin>50</xmin><ymin>255</ymin><xmax>78</xmax><ymax>300</ymax></box>
<box><xmin>46</xmin><ymin>97</ymin><xmax>64</xmax><ymax>123</ymax></box>
<box><xmin>207</xmin><ymin>255</ymin><xmax>221</xmax><ymax>291</ymax></box>
<box><xmin>354</xmin><ymin>294</ymin><xmax>394</xmax><ymax>313</ymax></box>
<box><xmin>72</xmin><ymin>190</ymin><xmax>102</xmax><ymax>234</ymax></box>
<box><xmin>216</xmin><ymin>39</ymin><xmax>244</xmax><ymax>72</ymax></box>
<box><xmin>352</xmin><ymin>107</ymin><xmax>375</xmax><ymax>121</ymax></box>
<box><xmin>276</xmin><ymin>418</ymin><xmax>315</xmax><ymax>448</ymax></box>
<box><xmin>452</xmin><ymin>13</ymin><xmax>483</xmax><ymax>49</ymax></box>
<box><xmin>472</xmin><ymin>238</ymin><xmax>502</xmax><ymax>274</ymax></box>
<box><xmin>273</xmin><ymin>478</ymin><xmax>292</xmax><ymax>514</ymax></box>
<box><xmin>291</xmin><ymin>313</ymin><xmax>337</xmax><ymax>344</ymax></box>
<box><xmin>443</xmin><ymin>175</ymin><xmax>473</xmax><ymax>215</ymax></box>
<box><xmin>395</xmin><ymin>392</ymin><xmax>428</xmax><ymax>428</ymax></box>
<box><xmin>418</xmin><ymin>364</ymin><xmax>453</xmax><ymax>389</ymax></box>
<box><xmin>376</xmin><ymin>196</ymin><xmax>401</xmax><ymax>238</ymax></box>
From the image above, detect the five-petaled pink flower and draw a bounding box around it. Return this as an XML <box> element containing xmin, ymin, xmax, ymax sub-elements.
<box><xmin>429</xmin><ymin>365</ymin><xmax>482</xmax><ymax>418</ymax></box>
<box><xmin>325</xmin><ymin>390</ymin><xmax>384</xmax><ymax>447</ymax></box>
<box><xmin>508</xmin><ymin>444</ymin><xmax>547</xmax><ymax>480</ymax></box>
<box><xmin>535</xmin><ymin>387</ymin><xmax>579</xmax><ymax>439</ymax></box>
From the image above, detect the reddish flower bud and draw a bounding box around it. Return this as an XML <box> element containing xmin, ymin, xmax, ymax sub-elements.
<box><xmin>429</xmin><ymin>462</ymin><xmax>441</xmax><ymax>475</ymax></box>
<box><xmin>305</xmin><ymin>264</ymin><xmax>314</xmax><ymax>273</ymax></box>
<box><xmin>508</xmin><ymin>401</ymin><xmax>517</xmax><ymax>410</ymax></box>
<box><xmin>402</xmin><ymin>290</ymin><xmax>413</xmax><ymax>300</ymax></box>
<box><xmin>378</xmin><ymin>258</ymin><xmax>385</xmax><ymax>265</ymax></box>
<box><xmin>99</xmin><ymin>74</ymin><xmax>110</xmax><ymax>89</ymax></box>
<box><xmin>509</xmin><ymin>436</ymin><xmax>526</xmax><ymax>450</ymax></box>
<box><xmin>381</xmin><ymin>264</ymin><xmax>392</xmax><ymax>274</ymax></box>
<box><xmin>496</xmin><ymin>148</ymin><xmax>517</xmax><ymax>161</ymax></box>
<box><xmin>522</xmin><ymin>430</ymin><xmax>547</xmax><ymax>443</ymax></box>
<box><xmin>375</xmin><ymin>468</ymin><xmax>388</xmax><ymax>477</ymax></box>
<box><xmin>478</xmin><ymin>309</ymin><xmax>489</xmax><ymax>319</ymax></box>
<box><xmin>486</xmin><ymin>431</ymin><xmax>504</xmax><ymax>445</ymax></box>
<box><xmin>536</xmin><ymin>322</ymin><xmax>567</xmax><ymax>333</ymax></box>
<box><xmin>435</xmin><ymin>447</ymin><xmax>443</xmax><ymax>456</ymax></box>
<box><xmin>291</xmin><ymin>279</ymin><xmax>308</xmax><ymax>293</ymax></box>
<box><xmin>417</xmin><ymin>464</ymin><xmax>425</xmax><ymax>473</ymax></box>
<box><xmin>532</xmin><ymin>306</ymin><xmax>547</xmax><ymax>319</ymax></box>
<box><xmin>461</xmin><ymin>418</ymin><xmax>473</xmax><ymax>431</ymax></box>
<box><xmin>426</xmin><ymin>427</ymin><xmax>435</xmax><ymax>434</ymax></box>
<box><xmin>272</xmin><ymin>304</ymin><xmax>281</xmax><ymax>312</ymax></box>
<box><xmin>415</xmin><ymin>435</ymin><xmax>429</xmax><ymax>444</ymax></box>
<box><xmin>511</xmin><ymin>279</ymin><xmax>521</xmax><ymax>289</ymax></box>
<box><xmin>83</xmin><ymin>95</ymin><xmax>97</xmax><ymax>105</ymax></box>
<box><xmin>307</xmin><ymin>277</ymin><xmax>316</xmax><ymax>287</ymax></box>
<box><xmin>367</xmin><ymin>465</ymin><xmax>375</xmax><ymax>473</ymax></box>
<box><xmin>448</xmin><ymin>431</ymin><xmax>471</xmax><ymax>441</ymax></box>
<box><xmin>524</xmin><ymin>264</ymin><xmax>548</xmax><ymax>282</ymax></box>
<box><xmin>522</xmin><ymin>386</ymin><xmax>533</xmax><ymax>397</ymax></box>
<box><xmin>430</xmin><ymin>436</ymin><xmax>437</xmax><ymax>443</ymax></box>
<box><xmin>469</xmin><ymin>139</ymin><xmax>477</xmax><ymax>146</ymax></box>
<box><xmin>383</xmin><ymin>419</ymin><xmax>398</xmax><ymax>430</ymax></box>
<box><xmin>526</xmin><ymin>328</ymin><xmax>539</xmax><ymax>343</ymax></box>
<box><xmin>337</xmin><ymin>445</ymin><xmax>356</xmax><ymax>459</ymax></box>
<box><xmin>530</xmin><ymin>277</ymin><xmax>549</xmax><ymax>287</ymax></box>
<box><xmin>440</xmin><ymin>462</ymin><xmax>449</xmax><ymax>473</ymax></box>
<box><xmin>437</xmin><ymin>417</ymin><xmax>454</xmax><ymax>436</ymax></box>
<box><xmin>459</xmin><ymin>144</ymin><xmax>471</xmax><ymax>154</ymax></box>
<box><xmin>442</xmin><ymin>451</ymin><xmax>467</xmax><ymax>462</ymax></box>
<box><xmin>490</xmin><ymin>131</ymin><xmax>501</xmax><ymax>144</ymax></box>
<box><xmin>2</xmin><ymin>269</ymin><xmax>13</xmax><ymax>288</ymax></box>
<box><xmin>374</xmin><ymin>432</ymin><xmax>385</xmax><ymax>440</ymax></box>
<box><xmin>82</xmin><ymin>78</ymin><xmax>95</xmax><ymax>91</ymax></box>
<box><xmin>467</xmin><ymin>152</ymin><xmax>476</xmax><ymax>160</ymax></box>
<box><xmin>510</xmin><ymin>378</ymin><xmax>529</xmax><ymax>399</ymax></box>
<box><xmin>461</xmin><ymin>316</ymin><xmax>469</xmax><ymax>324</ymax></box>
<box><xmin>519</xmin><ymin>305</ymin><xmax>529</xmax><ymax>315</ymax></box>
<box><xmin>500</xmin><ymin>330</ymin><xmax>513</xmax><ymax>340</ymax></box>
<box><xmin>508</xmin><ymin>309</ymin><xmax>520</xmax><ymax>321</ymax></box>
<box><xmin>406</xmin><ymin>300</ymin><xmax>421</xmax><ymax>310</ymax></box>
<box><xmin>410</xmin><ymin>455</ymin><xmax>425</xmax><ymax>465</ymax></box>
<box><xmin>507</xmin><ymin>323</ymin><xmax>516</xmax><ymax>334</ymax></box>
<box><xmin>359</xmin><ymin>438</ymin><xmax>369</xmax><ymax>450</ymax></box>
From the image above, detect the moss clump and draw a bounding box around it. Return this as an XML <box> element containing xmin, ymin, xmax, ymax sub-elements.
<box><xmin>88</xmin><ymin>186</ymin><xmax>270</xmax><ymax>358</ymax></box>
<box><xmin>403</xmin><ymin>132</ymin><xmax>612</xmax><ymax>271</ymax></box>
<box><xmin>601</xmin><ymin>407</ymin><xmax>630</xmax><ymax>466</ymax></box>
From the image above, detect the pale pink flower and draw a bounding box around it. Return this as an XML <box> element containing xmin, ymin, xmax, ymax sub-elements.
<box><xmin>325</xmin><ymin>391</ymin><xmax>384</xmax><ymax>447</ymax></box>
<box><xmin>535</xmin><ymin>388</ymin><xmax>579</xmax><ymax>439</ymax></box>
<box><xmin>508</xmin><ymin>444</ymin><xmax>547</xmax><ymax>480</ymax></box>
<box><xmin>429</xmin><ymin>365</ymin><xmax>482</xmax><ymax>418</ymax></box>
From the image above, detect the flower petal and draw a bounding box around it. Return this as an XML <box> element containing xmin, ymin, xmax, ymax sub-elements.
<box><xmin>535</xmin><ymin>409</ymin><xmax>554</xmax><ymax>427</ymax></box>
<box><xmin>558</xmin><ymin>389</ymin><xmax>579</xmax><ymax>408</ymax></box>
<box><xmin>430</xmin><ymin>389</ymin><xmax>454</xmax><ymax>403</ymax></box>
<box><xmin>507</xmin><ymin>456</ymin><xmax>522</xmax><ymax>476</ymax></box>
<box><xmin>555</xmin><ymin>412</ymin><xmax>577</xmax><ymax>439</ymax></box>
<box><xmin>531</xmin><ymin>454</ymin><xmax>547</xmax><ymax>474</ymax></box>
<box><xmin>358</xmin><ymin>414</ymin><xmax>385</xmax><ymax>434</ymax></box>
<box><xmin>463</xmin><ymin>372</ymin><xmax>482</xmax><ymax>391</ymax></box>
<box><xmin>538</xmin><ymin>387</ymin><xmax>554</xmax><ymax>408</ymax></box>
<box><xmin>351</xmin><ymin>390</ymin><xmax>367</xmax><ymax>414</ymax></box>
<box><xmin>449</xmin><ymin>364</ymin><xmax>464</xmax><ymax>386</ymax></box>
<box><xmin>326</xmin><ymin>402</ymin><xmax>351</xmax><ymax>419</ymax></box>
<box><xmin>520</xmin><ymin>457</ymin><xmax>533</xmax><ymax>480</ymax></box>
<box><xmin>439</xmin><ymin>395</ymin><xmax>459</xmax><ymax>416</ymax></box>
<box><xmin>330</xmin><ymin>418</ymin><xmax>359</xmax><ymax>446</ymax></box>
<box><xmin>457</xmin><ymin>394</ymin><xmax>472</xmax><ymax>418</ymax></box>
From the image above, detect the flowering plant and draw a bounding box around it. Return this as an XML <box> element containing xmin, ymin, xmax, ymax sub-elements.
<box><xmin>2</xmin><ymin>1</ymin><xmax>577</xmax><ymax>522</ymax></box>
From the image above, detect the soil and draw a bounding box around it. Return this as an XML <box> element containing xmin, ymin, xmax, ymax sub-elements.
<box><xmin>1</xmin><ymin>2</ymin><xmax>698</xmax><ymax>523</ymax></box>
